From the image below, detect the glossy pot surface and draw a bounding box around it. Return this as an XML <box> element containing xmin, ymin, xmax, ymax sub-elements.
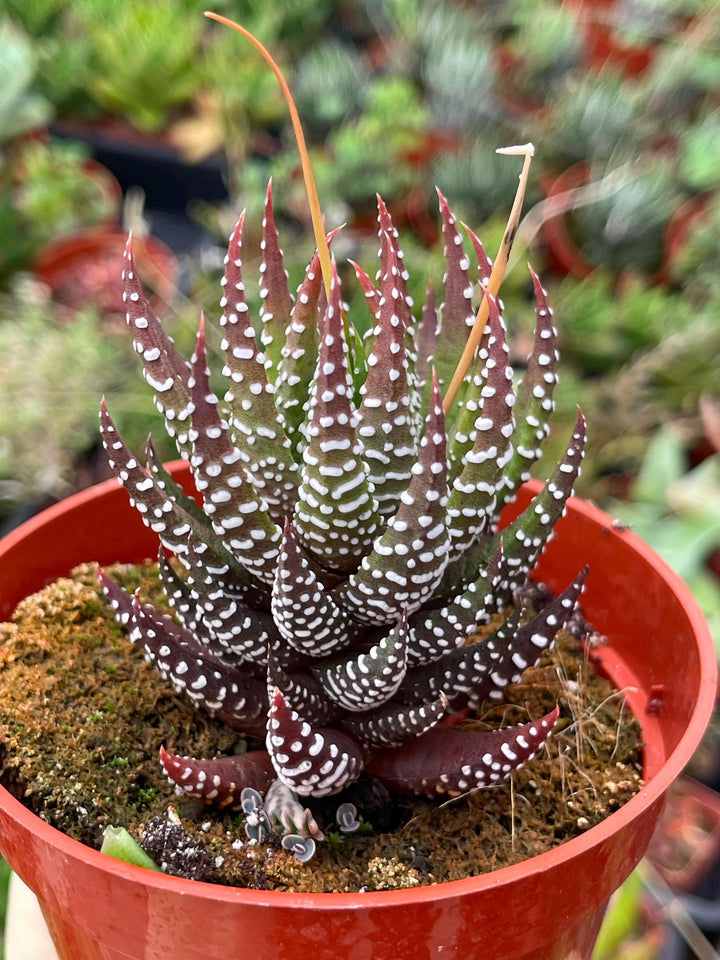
<box><xmin>0</xmin><ymin>465</ymin><xmax>715</xmax><ymax>960</ymax></box>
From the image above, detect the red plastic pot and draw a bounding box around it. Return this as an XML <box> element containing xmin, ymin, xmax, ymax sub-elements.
<box><xmin>0</xmin><ymin>465</ymin><xmax>715</xmax><ymax>960</ymax></box>
<box><xmin>541</xmin><ymin>163</ymin><xmax>596</xmax><ymax>280</ymax></box>
<box><xmin>33</xmin><ymin>229</ymin><xmax>179</xmax><ymax>317</ymax></box>
<box><xmin>663</xmin><ymin>192</ymin><xmax>712</xmax><ymax>284</ymax></box>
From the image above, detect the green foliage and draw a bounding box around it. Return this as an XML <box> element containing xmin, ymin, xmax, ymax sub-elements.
<box><xmin>209</xmin><ymin>0</ymin><xmax>332</xmax><ymax>45</ymax></box>
<box><xmin>15</xmin><ymin>139</ymin><xmax>118</xmax><ymax>238</ymax></box>
<box><xmin>421</xmin><ymin>13</ymin><xmax>497</xmax><ymax>131</ymax></box>
<box><xmin>0</xmin><ymin>0</ymin><xmax>64</xmax><ymax>35</ymax></box>
<box><xmin>293</xmin><ymin>40</ymin><xmax>368</xmax><ymax>132</ymax></box>
<box><xmin>0</xmin><ymin>138</ymin><xmax>120</xmax><ymax>286</ymax></box>
<box><xmin>101</xmin><ymin>826</ymin><xmax>161</xmax><ymax>871</ymax></box>
<box><xmin>550</xmin><ymin>275</ymin><xmax>694</xmax><ymax>374</ymax></box>
<box><xmin>0</xmin><ymin>187</ymin><xmax>36</xmax><ymax>283</ymax></box>
<box><xmin>0</xmin><ymin>18</ymin><xmax>53</xmax><ymax>143</ymax></box>
<box><xmin>0</xmin><ymin>1</ymin><xmax>96</xmax><ymax>117</ymax></box>
<box><xmin>0</xmin><ymin>857</ymin><xmax>9</xmax><ymax>955</ymax></box>
<box><xmin>533</xmin><ymin>274</ymin><xmax>719</xmax><ymax>504</ymax></box>
<box><xmin>639</xmin><ymin>26</ymin><xmax>720</xmax><ymax>124</ymax></box>
<box><xmin>678</xmin><ymin>110</ymin><xmax>720</xmax><ymax>193</ymax></box>
<box><xmin>238</xmin><ymin>73</ymin><xmax>433</xmax><ymax>227</ymax></box>
<box><xmin>669</xmin><ymin>194</ymin><xmax>720</xmax><ymax>303</ymax></box>
<box><xmin>196</xmin><ymin>36</ymin><xmax>288</xmax><ymax>163</ymax></box>
<box><xmin>508</xmin><ymin>2</ymin><xmax>584</xmax><ymax>92</ymax></box>
<box><xmin>75</xmin><ymin>0</ymin><xmax>204</xmax><ymax>132</ymax></box>
<box><xmin>31</xmin><ymin>11</ymin><xmax>97</xmax><ymax>118</ymax></box>
<box><xmin>432</xmin><ymin>136</ymin><xmax>538</xmax><ymax>225</ymax></box>
<box><xmin>592</xmin><ymin>868</ymin><xmax>647</xmax><ymax>960</ymax></box>
<box><xmin>606</xmin><ymin>427</ymin><xmax>720</xmax><ymax>651</ymax></box>
<box><xmin>328</xmin><ymin>77</ymin><xmax>431</xmax><ymax>204</ymax></box>
<box><xmin>0</xmin><ymin>292</ymin><xmax>167</xmax><ymax>518</ymax></box>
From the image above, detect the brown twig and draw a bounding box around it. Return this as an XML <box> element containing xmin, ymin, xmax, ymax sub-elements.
<box><xmin>442</xmin><ymin>143</ymin><xmax>535</xmax><ymax>415</ymax></box>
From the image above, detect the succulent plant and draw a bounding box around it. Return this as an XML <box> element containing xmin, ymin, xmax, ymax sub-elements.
<box><xmin>97</xmin><ymin>175</ymin><xmax>588</xmax><ymax>858</ymax></box>
<box><xmin>94</xmin><ymin>12</ymin><xmax>588</xmax><ymax>862</ymax></box>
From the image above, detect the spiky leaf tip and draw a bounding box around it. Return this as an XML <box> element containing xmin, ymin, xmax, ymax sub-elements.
<box><xmin>292</xmin><ymin>258</ymin><xmax>380</xmax><ymax>572</ymax></box>
<box><xmin>366</xmin><ymin>706</ymin><xmax>560</xmax><ymax>797</ymax></box>
<box><xmin>259</xmin><ymin>179</ymin><xmax>294</xmax><ymax>380</ymax></box>
<box><xmin>498</xmin><ymin>267</ymin><xmax>559</xmax><ymax>507</ymax></box>
<box><xmin>430</xmin><ymin>190</ymin><xmax>477</xmax><ymax>394</ymax></box>
<box><xmin>160</xmin><ymin>746</ymin><xmax>275</xmax><ymax>808</ymax></box>
<box><xmin>271</xmin><ymin>519</ymin><xmax>358</xmax><ymax>659</ymax></box>
<box><xmin>409</xmin><ymin>565</ymin><xmax>589</xmax><ymax>712</ymax></box>
<box><xmin>493</xmin><ymin>408</ymin><xmax>587</xmax><ymax>604</ymax></box>
<box><xmin>445</xmin><ymin>290</ymin><xmax>515</xmax><ymax>551</ymax></box>
<box><xmin>274</xmin><ymin>228</ymin><xmax>340</xmax><ymax>452</ymax></box>
<box><xmin>356</xmin><ymin>239</ymin><xmax>419</xmax><ymax>517</ymax></box>
<box><xmin>122</xmin><ymin>235</ymin><xmax>192</xmax><ymax>458</ymax></box>
<box><xmin>266</xmin><ymin>688</ymin><xmax>364</xmax><ymax>797</ymax></box>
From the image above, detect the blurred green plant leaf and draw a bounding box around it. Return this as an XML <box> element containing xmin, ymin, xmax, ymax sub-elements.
<box><xmin>631</xmin><ymin>426</ymin><xmax>686</xmax><ymax>505</ymax></box>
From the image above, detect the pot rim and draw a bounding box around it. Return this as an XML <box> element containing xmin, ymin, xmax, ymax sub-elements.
<box><xmin>0</xmin><ymin>465</ymin><xmax>715</xmax><ymax>908</ymax></box>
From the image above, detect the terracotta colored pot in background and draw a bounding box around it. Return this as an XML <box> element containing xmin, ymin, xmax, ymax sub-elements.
<box><xmin>0</xmin><ymin>464</ymin><xmax>715</xmax><ymax>960</ymax></box>
<box><xmin>540</xmin><ymin>162</ymin><xmax>671</xmax><ymax>284</ymax></box>
<box><xmin>563</xmin><ymin>0</ymin><xmax>656</xmax><ymax>75</ymax></box>
<box><xmin>663</xmin><ymin>192</ymin><xmax>712</xmax><ymax>282</ymax></box>
<box><xmin>540</xmin><ymin>162</ymin><xmax>596</xmax><ymax>280</ymax></box>
<box><xmin>581</xmin><ymin>21</ymin><xmax>655</xmax><ymax>75</ymax></box>
<box><xmin>33</xmin><ymin>229</ymin><xmax>180</xmax><ymax>318</ymax></box>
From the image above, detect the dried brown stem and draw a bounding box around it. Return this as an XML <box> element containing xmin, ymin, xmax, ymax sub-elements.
<box><xmin>442</xmin><ymin>144</ymin><xmax>534</xmax><ymax>415</ymax></box>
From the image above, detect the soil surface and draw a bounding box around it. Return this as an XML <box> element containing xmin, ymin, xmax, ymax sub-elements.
<box><xmin>0</xmin><ymin>562</ymin><xmax>643</xmax><ymax>892</ymax></box>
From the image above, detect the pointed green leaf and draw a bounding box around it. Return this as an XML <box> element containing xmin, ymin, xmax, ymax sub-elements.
<box><xmin>493</xmin><ymin>409</ymin><xmax>587</xmax><ymax>603</ymax></box>
<box><xmin>122</xmin><ymin>236</ymin><xmax>193</xmax><ymax>459</ymax></box>
<box><xmin>430</xmin><ymin>190</ymin><xmax>476</xmax><ymax>394</ymax></box>
<box><xmin>272</xmin><ymin>520</ymin><xmax>359</xmax><ymax>658</ymax></box>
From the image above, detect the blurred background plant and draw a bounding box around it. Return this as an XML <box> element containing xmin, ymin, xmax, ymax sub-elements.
<box><xmin>0</xmin><ymin>17</ymin><xmax>53</xmax><ymax>143</ymax></box>
<box><xmin>0</xmin><ymin>284</ymin><xmax>195</xmax><ymax>535</ymax></box>
<box><xmin>0</xmin><ymin>137</ymin><xmax>121</xmax><ymax>287</ymax></box>
<box><xmin>606</xmin><ymin>424</ymin><xmax>720</xmax><ymax>648</ymax></box>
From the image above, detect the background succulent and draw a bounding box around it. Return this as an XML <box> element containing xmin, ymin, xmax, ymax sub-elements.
<box><xmin>99</xmin><ymin>182</ymin><xmax>587</xmax><ymax>859</ymax></box>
